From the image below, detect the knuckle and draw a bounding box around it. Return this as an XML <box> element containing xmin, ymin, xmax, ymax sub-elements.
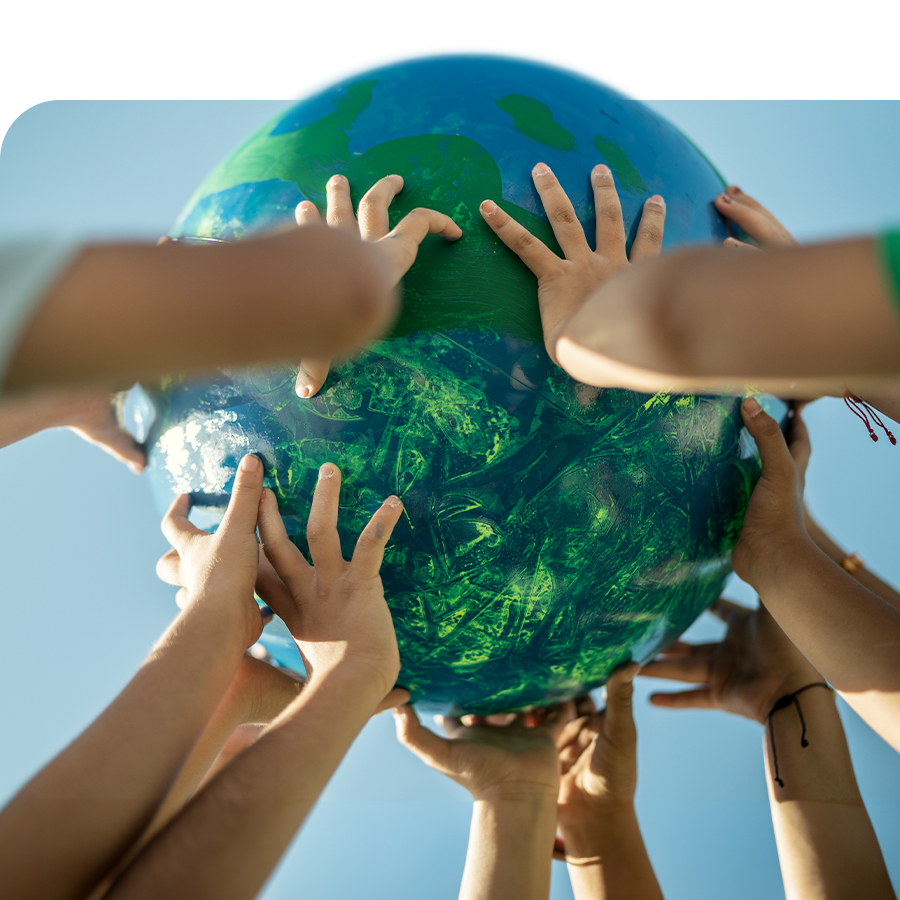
<box><xmin>551</xmin><ymin>205</ymin><xmax>579</xmax><ymax>228</ymax></box>
<box><xmin>597</xmin><ymin>204</ymin><xmax>622</xmax><ymax>226</ymax></box>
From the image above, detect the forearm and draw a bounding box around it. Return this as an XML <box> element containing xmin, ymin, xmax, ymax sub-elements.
<box><xmin>557</xmin><ymin>239</ymin><xmax>900</xmax><ymax>397</ymax></box>
<box><xmin>764</xmin><ymin>688</ymin><xmax>894</xmax><ymax>900</ymax></box>
<box><xmin>106</xmin><ymin>669</ymin><xmax>382</xmax><ymax>900</ymax></box>
<box><xmin>804</xmin><ymin>514</ymin><xmax>900</xmax><ymax>611</ymax></box>
<box><xmin>559</xmin><ymin>805</ymin><xmax>663</xmax><ymax>900</ymax></box>
<box><xmin>0</xmin><ymin>386</ymin><xmax>111</xmax><ymax>448</ymax></box>
<box><xmin>4</xmin><ymin>226</ymin><xmax>392</xmax><ymax>393</ymax></box>
<box><xmin>0</xmin><ymin>600</ymin><xmax>248</xmax><ymax>900</ymax></box>
<box><xmin>459</xmin><ymin>796</ymin><xmax>557</xmax><ymax>900</ymax></box>
<box><xmin>752</xmin><ymin>537</ymin><xmax>900</xmax><ymax>751</ymax></box>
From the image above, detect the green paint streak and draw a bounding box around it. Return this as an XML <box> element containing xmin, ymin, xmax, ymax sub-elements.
<box><xmin>592</xmin><ymin>135</ymin><xmax>647</xmax><ymax>195</ymax></box>
<box><xmin>495</xmin><ymin>94</ymin><xmax>579</xmax><ymax>153</ymax></box>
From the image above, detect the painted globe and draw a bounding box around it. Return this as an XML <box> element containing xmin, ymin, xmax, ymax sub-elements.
<box><xmin>134</xmin><ymin>55</ymin><xmax>781</xmax><ymax>714</ymax></box>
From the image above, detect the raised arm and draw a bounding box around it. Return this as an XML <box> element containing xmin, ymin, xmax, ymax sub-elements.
<box><xmin>0</xmin><ymin>455</ymin><xmax>268</xmax><ymax>900</ymax></box>
<box><xmin>643</xmin><ymin>598</ymin><xmax>894</xmax><ymax>900</ymax></box>
<box><xmin>4</xmin><ymin>191</ymin><xmax>460</xmax><ymax>395</ymax></box>
<box><xmin>393</xmin><ymin>703</ymin><xmax>570</xmax><ymax>900</ymax></box>
<box><xmin>555</xmin><ymin>665</ymin><xmax>663</xmax><ymax>900</ymax></box>
<box><xmin>104</xmin><ymin>464</ymin><xmax>408</xmax><ymax>900</ymax></box>
<box><xmin>734</xmin><ymin>399</ymin><xmax>900</xmax><ymax>751</ymax></box>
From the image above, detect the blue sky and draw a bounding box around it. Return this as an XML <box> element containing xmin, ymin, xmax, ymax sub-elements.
<box><xmin>1</xmin><ymin>96</ymin><xmax>899</xmax><ymax>899</ymax></box>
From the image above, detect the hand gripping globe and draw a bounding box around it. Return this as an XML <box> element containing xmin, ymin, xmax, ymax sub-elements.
<box><xmin>131</xmin><ymin>55</ymin><xmax>785</xmax><ymax>714</ymax></box>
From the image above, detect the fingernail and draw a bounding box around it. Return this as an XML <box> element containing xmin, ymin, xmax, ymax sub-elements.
<box><xmin>728</xmin><ymin>185</ymin><xmax>742</xmax><ymax>196</ymax></box>
<box><xmin>481</xmin><ymin>199</ymin><xmax>498</xmax><ymax>214</ymax></box>
<box><xmin>533</xmin><ymin>162</ymin><xmax>551</xmax><ymax>176</ymax></box>
<box><xmin>742</xmin><ymin>397</ymin><xmax>763</xmax><ymax>417</ymax></box>
<box><xmin>718</xmin><ymin>192</ymin><xmax>733</xmax><ymax>205</ymax></box>
<box><xmin>384</xmin><ymin>495</ymin><xmax>401</xmax><ymax>508</ymax></box>
<box><xmin>296</xmin><ymin>382</ymin><xmax>312</xmax><ymax>398</ymax></box>
<box><xmin>646</xmin><ymin>195</ymin><xmax>665</xmax><ymax>208</ymax></box>
<box><xmin>319</xmin><ymin>463</ymin><xmax>335</xmax><ymax>480</ymax></box>
<box><xmin>328</xmin><ymin>174</ymin><xmax>345</xmax><ymax>187</ymax></box>
<box><xmin>241</xmin><ymin>455</ymin><xmax>260</xmax><ymax>473</ymax></box>
<box><xmin>592</xmin><ymin>165</ymin><xmax>612</xmax><ymax>185</ymax></box>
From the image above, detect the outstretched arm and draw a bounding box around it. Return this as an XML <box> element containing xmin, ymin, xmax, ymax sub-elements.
<box><xmin>0</xmin><ymin>455</ymin><xmax>268</xmax><ymax>900</ymax></box>
<box><xmin>104</xmin><ymin>465</ymin><xmax>408</xmax><ymax>900</ymax></box>
<box><xmin>734</xmin><ymin>399</ymin><xmax>900</xmax><ymax>752</ymax></box>
<box><xmin>394</xmin><ymin>704</ymin><xmax>569</xmax><ymax>900</ymax></box>
<box><xmin>555</xmin><ymin>236</ymin><xmax>900</xmax><ymax>398</ymax></box>
<box><xmin>555</xmin><ymin>666</ymin><xmax>663</xmax><ymax>900</ymax></box>
<box><xmin>644</xmin><ymin>599</ymin><xmax>894</xmax><ymax>900</ymax></box>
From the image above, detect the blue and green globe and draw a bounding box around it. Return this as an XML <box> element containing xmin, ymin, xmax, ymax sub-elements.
<box><xmin>134</xmin><ymin>56</ymin><xmax>782</xmax><ymax>714</ymax></box>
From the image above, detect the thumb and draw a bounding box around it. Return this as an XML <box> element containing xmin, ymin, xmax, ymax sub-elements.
<box><xmin>392</xmin><ymin>705</ymin><xmax>453</xmax><ymax>772</ymax></box>
<box><xmin>220</xmin><ymin>454</ymin><xmax>266</xmax><ymax>535</ymax></box>
<box><xmin>741</xmin><ymin>398</ymin><xmax>794</xmax><ymax>481</ymax></box>
<box><xmin>375</xmin><ymin>687</ymin><xmax>411</xmax><ymax>714</ymax></box>
<box><xmin>603</xmin><ymin>662</ymin><xmax>639</xmax><ymax>742</ymax></box>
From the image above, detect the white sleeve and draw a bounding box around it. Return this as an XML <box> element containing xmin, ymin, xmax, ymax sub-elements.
<box><xmin>0</xmin><ymin>240</ymin><xmax>82</xmax><ymax>387</ymax></box>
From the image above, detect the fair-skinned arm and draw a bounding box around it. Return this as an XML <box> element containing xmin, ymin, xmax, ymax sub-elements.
<box><xmin>643</xmin><ymin>598</ymin><xmax>895</xmax><ymax>900</ymax></box>
<box><xmin>554</xmin><ymin>665</ymin><xmax>663</xmax><ymax>900</ymax></box>
<box><xmin>4</xmin><ymin>193</ymin><xmax>460</xmax><ymax>395</ymax></box>
<box><xmin>292</xmin><ymin>173</ymin><xmax>461</xmax><ymax>397</ymax></box>
<box><xmin>734</xmin><ymin>399</ymin><xmax>900</xmax><ymax>752</ymax></box>
<box><xmin>0</xmin><ymin>454</ymin><xmax>269</xmax><ymax>900</ymax></box>
<box><xmin>394</xmin><ymin>702</ymin><xmax>571</xmax><ymax>900</ymax></box>
<box><xmin>0</xmin><ymin>385</ymin><xmax>146</xmax><ymax>471</ymax></box>
<box><xmin>550</xmin><ymin>187</ymin><xmax>900</xmax><ymax>400</ymax></box>
<box><xmin>104</xmin><ymin>464</ymin><xmax>408</xmax><ymax>900</ymax></box>
<box><xmin>86</xmin><ymin>656</ymin><xmax>302</xmax><ymax>900</ymax></box>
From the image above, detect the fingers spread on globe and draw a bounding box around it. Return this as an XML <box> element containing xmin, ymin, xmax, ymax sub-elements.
<box><xmin>479</xmin><ymin>162</ymin><xmax>666</xmax><ymax>364</ymax></box>
<box><xmin>292</xmin><ymin>174</ymin><xmax>462</xmax><ymax>399</ymax></box>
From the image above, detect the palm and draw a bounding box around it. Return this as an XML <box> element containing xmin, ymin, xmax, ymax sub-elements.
<box><xmin>440</xmin><ymin>721</ymin><xmax>561</xmax><ymax>798</ymax></box>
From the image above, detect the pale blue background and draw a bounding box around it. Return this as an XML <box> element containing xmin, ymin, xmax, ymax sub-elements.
<box><xmin>0</xmin><ymin>100</ymin><xmax>898</xmax><ymax>899</ymax></box>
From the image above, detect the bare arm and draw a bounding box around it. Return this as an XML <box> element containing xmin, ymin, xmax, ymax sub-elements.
<box><xmin>5</xmin><ymin>226</ymin><xmax>393</xmax><ymax>393</ymax></box>
<box><xmin>804</xmin><ymin>510</ymin><xmax>900</xmax><ymax>612</ymax></box>
<box><xmin>764</xmin><ymin>687</ymin><xmax>894</xmax><ymax>900</ymax></box>
<box><xmin>394</xmin><ymin>705</ymin><xmax>567</xmax><ymax>900</ymax></box>
<box><xmin>732</xmin><ymin>400</ymin><xmax>900</xmax><ymax>752</ymax></box>
<box><xmin>643</xmin><ymin>599</ymin><xmax>894</xmax><ymax>900</ymax></box>
<box><xmin>106</xmin><ymin>464</ymin><xmax>407</xmax><ymax>899</ymax></box>
<box><xmin>556</xmin><ymin>238</ymin><xmax>900</xmax><ymax>398</ymax></box>
<box><xmin>556</xmin><ymin>667</ymin><xmax>663</xmax><ymax>900</ymax></box>
<box><xmin>106</xmin><ymin>669</ymin><xmax>384</xmax><ymax>900</ymax></box>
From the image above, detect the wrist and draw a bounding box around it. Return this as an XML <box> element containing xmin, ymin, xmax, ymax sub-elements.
<box><xmin>742</xmin><ymin>529</ymin><xmax>816</xmax><ymax>593</ymax></box>
<box><xmin>559</xmin><ymin>800</ymin><xmax>639</xmax><ymax>853</ymax></box>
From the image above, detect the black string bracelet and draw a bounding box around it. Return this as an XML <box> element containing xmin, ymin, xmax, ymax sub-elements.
<box><xmin>766</xmin><ymin>682</ymin><xmax>833</xmax><ymax>788</ymax></box>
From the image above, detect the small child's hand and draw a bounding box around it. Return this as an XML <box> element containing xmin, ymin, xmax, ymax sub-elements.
<box><xmin>642</xmin><ymin>599</ymin><xmax>821</xmax><ymax>724</ymax></box>
<box><xmin>716</xmin><ymin>185</ymin><xmax>797</xmax><ymax>250</ymax></box>
<box><xmin>254</xmin><ymin>463</ymin><xmax>408</xmax><ymax>709</ymax></box>
<box><xmin>480</xmin><ymin>163</ymin><xmax>666</xmax><ymax>365</ymax></box>
<box><xmin>731</xmin><ymin>399</ymin><xmax>812</xmax><ymax>586</ymax></box>
<box><xmin>556</xmin><ymin>664</ymin><xmax>640</xmax><ymax>829</ymax></box>
<box><xmin>155</xmin><ymin>454</ymin><xmax>266</xmax><ymax>648</ymax></box>
<box><xmin>393</xmin><ymin>702</ymin><xmax>573</xmax><ymax>804</ymax></box>
<box><xmin>292</xmin><ymin>174</ymin><xmax>462</xmax><ymax>398</ymax></box>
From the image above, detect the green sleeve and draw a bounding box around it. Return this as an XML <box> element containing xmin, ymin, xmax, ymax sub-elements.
<box><xmin>877</xmin><ymin>228</ymin><xmax>900</xmax><ymax>317</ymax></box>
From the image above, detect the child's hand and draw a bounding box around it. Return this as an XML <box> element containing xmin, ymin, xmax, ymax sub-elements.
<box><xmin>716</xmin><ymin>185</ymin><xmax>798</xmax><ymax>250</ymax></box>
<box><xmin>254</xmin><ymin>463</ymin><xmax>408</xmax><ymax>710</ymax></box>
<box><xmin>155</xmin><ymin>454</ymin><xmax>266</xmax><ymax>648</ymax></box>
<box><xmin>393</xmin><ymin>702</ymin><xmax>573</xmax><ymax>803</ymax></box>
<box><xmin>731</xmin><ymin>399</ymin><xmax>813</xmax><ymax>586</ymax></box>
<box><xmin>480</xmin><ymin>163</ymin><xmax>666</xmax><ymax>365</ymax></box>
<box><xmin>642</xmin><ymin>599</ymin><xmax>821</xmax><ymax>724</ymax></box>
<box><xmin>292</xmin><ymin>174</ymin><xmax>462</xmax><ymax>398</ymax></box>
<box><xmin>555</xmin><ymin>664</ymin><xmax>640</xmax><ymax>829</ymax></box>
